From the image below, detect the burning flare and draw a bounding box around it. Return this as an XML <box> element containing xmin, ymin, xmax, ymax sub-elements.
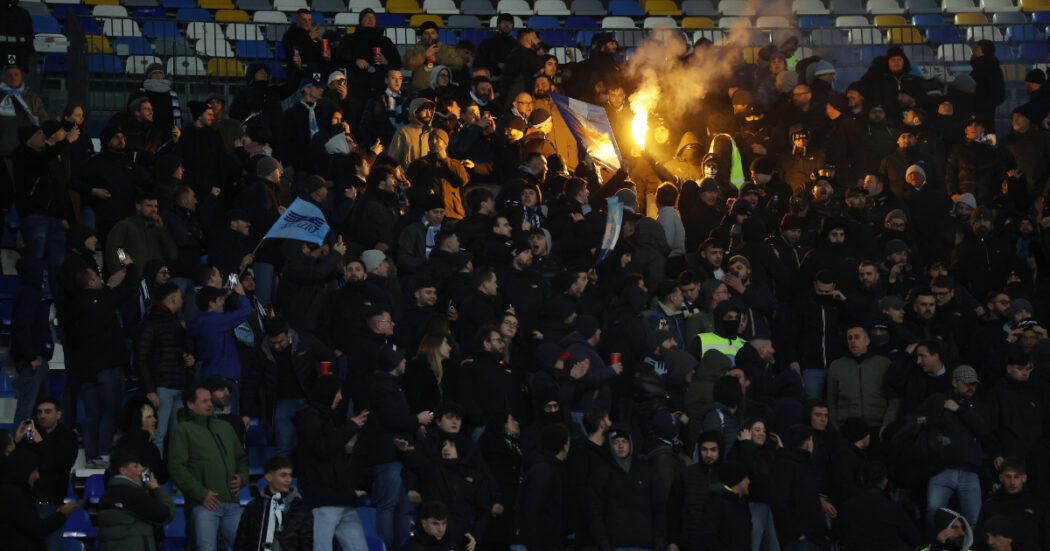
<box><xmin>631</xmin><ymin>109</ymin><xmax>649</xmax><ymax>152</ymax></box>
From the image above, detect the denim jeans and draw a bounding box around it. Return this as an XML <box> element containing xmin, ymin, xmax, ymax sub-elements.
<box><xmin>926</xmin><ymin>469</ymin><xmax>982</xmax><ymax>530</ymax></box>
<box><xmin>20</xmin><ymin>213</ymin><xmax>66</xmax><ymax>295</ymax></box>
<box><xmin>750</xmin><ymin>502</ymin><xmax>781</xmax><ymax>551</ymax></box>
<box><xmin>82</xmin><ymin>367</ymin><xmax>123</xmax><ymax>460</ymax></box>
<box><xmin>252</xmin><ymin>261</ymin><xmax>275</xmax><ymax>306</ymax></box>
<box><xmin>802</xmin><ymin>369</ymin><xmax>827</xmax><ymax>400</ymax></box>
<box><xmin>368</xmin><ymin>461</ymin><xmax>413</xmax><ymax>549</ymax></box>
<box><xmin>273</xmin><ymin>398</ymin><xmax>307</xmax><ymax>458</ymax></box>
<box><xmin>15</xmin><ymin>360</ymin><xmax>49</xmax><ymax>426</ymax></box>
<box><xmin>191</xmin><ymin>502</ymin><xmax>243</xmax><ymax>551</ymax></box>
<box><xmin>312</xmin><ymin>506</ymin><xmax>369</xmax><ymax>551</ymax></box>
<box><xmin>153</xmin><ymin>386</ymin><xmax>184</xmax><ymax>457</ymax></box>
<box><xmin>36</xmin><ymin>502</ymin><xmax>62</xmax><ymax>551</ymax></box>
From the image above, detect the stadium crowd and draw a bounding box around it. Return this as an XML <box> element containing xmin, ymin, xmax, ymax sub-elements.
<box><xmin>1</xmin><ymin>7</ymin><xmax>1050</xmax><ymax>551</ymax></box>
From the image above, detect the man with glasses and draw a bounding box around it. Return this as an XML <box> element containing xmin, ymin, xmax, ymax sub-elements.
<box><xmin>510</xmin><ymin>92</ymin><xmax>533</xmax><ymax>122</ymax></box>
<box><xmin>987</xmin><ymin>349</ymin><xmax>1048</xmax><ymax>496</ymax></box>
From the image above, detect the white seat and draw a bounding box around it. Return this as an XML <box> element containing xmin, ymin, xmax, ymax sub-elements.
<box><xmin>904</xmin><ymin>0</ymin><xmax>941</xmax><ymax>13</ymax></box>
<box><xmin>534</xmin><ymin>0</ymin><xmax>571</xmax><ymax>15</ymax></box>
<box><xmin>496</xmin><ymin>0</ymin><xmax>533</xmax><ymax>15</ymax></box>
<box><xmin>794</xmin><ymin>0</ymin><xmax>830</xmax><ymax>14</ymax></box>
<box><xmin>488</xmin><ymin>15</ymin><xmax>524</xmax><ymax>26</ymax></box>
<box><xmin>225</xmin><ymin>22</ymin><xmax>263</xmax><ymax>41</ymax></box>
<box><xmin>829</xmin><ymin>0</ymin><xmax>867</xmax><ymax>14</ymax></box>
<box><xmin>349</xmin><ymin>0</ymin><xmax>385</xmax><ymax>11</ymax></box>
<box><xmin>195</xmin><ymin>37</ymin><xmax>235</xmax><ymax>57</ymax></box>
<box><xmin>33</xmin><ymin>33</ymin><xmax>68</xmax><ymax>53</ymax></box>
<box><xmin>692</xmin><ymin>28</ymin><xmax>726</xmax><ymax>43</ymax></box>
<box><xmin>448</xmin><ymin>14</ymin><xmax>482</xmax><ymax>26</ymax></box>
<box><xmin>942</xmin><ymin>0</ymin><xmax>980</xmax><ymax>12</ymax></box>
<box><xmin>756</xmin><ymin>15</ymin><xmax>791</xmax><ymax>26</ymax></box>
<box><xmin>719</xmin><ymin>0</ymin><xmax>755</xmax><ymax>15</ymax></box>
<box><xmin>92</xmin><ymin>4</ymin><xmax>127</xmax><ymax>17</ymax></box>
<box><xmin>102</xmin><ymin>18</ymin><xmax>142</xmax><ymax>37</ymax></box>
<box><xmin>719</xmin><ymin>16</ymin><xmax>752</xmax><ymax>27</ymax></box>
<box><xmin>571</xmin><ymin>0</ymin><xmax>606</xmax><ymax>15</ymax></box>
<box><xmin>126</xmin><ymin>55</ymin><xmax>162</xmax><ymax>74</ymax></box>
<box><xmin>992</xmin><ymin>11</ymin><xmax>1025</xmax><ymax>23</ymax></box>
<box><xmin>602</xmin><ymin>15</ymin><xmax>637</xmax><ymax>27</ymax></box>
<box><xmin>836</xmin><ymin>14</ymin><xmax>871</xmax><ymax>25</ymax></box>
<box><xmin>809</xmin><ymin>27</ymin><xmax>846</xmax><ymax>43</ymax></box>
<box><xmin>462</xmin><ymin>0</ymin><xmax>496</xmax><ymax>14</ymax></box>
<box><xmin>867</xmin><ymin>0</ymin><xmax>903</xmax><ymax>14</ymax></box>
<box><xmin>549</xmin><ymin>46</ymin><xmax>585</xmax><ymax>63</ymax></box>
<box><xmin>937</xmin><ymin>43</ymin><xmax>972</xmax><ymax>62</ymax></box>
<box><xmin>847</xmin><ymin>25</ymin><xmax>885</xmax><ymax>44</ymax></box>
<box><xmin>965</xmin><ymin>25</ymin><xmax>1004</xmax><ymax>41</ymax></box>
<box><xmin>643</xmin><ymin>16</ymin><xmax>678</xmax><ymax>27</ymax></box>
<box><xmin>334</xmin><ymin>12</ymin><xmax>360</xmax><ymax>25</ymax></box>
<box><xmin>423</xmin><ymin>0</ymin><xmax>459</xmax><ymax>13</ymax></box>
<box><xmin>253</xmin><ymin>10</ymin><xmax>288</xmax><ymax>23</ymax></box>
<box><xmin>186</xmin><ymin>21</ymin><xmax>224</xmax><ymax>40</ymax></box>
<box><xmin>168</xmin><ymin>56</ymin><xmax>207</xmax><ymax>77</ymax></box>
<box><xmin>273</xmin><ymin>0</ymin><xmax>309</xmax><ymax>11</ymax></box>
<box><xmin>682</xmin><ymin>0</ymin><xmax>718</xmax><ymax>15</ymax></box>
<box><xmin>384</xmin><ymin>27</ymin><xmax>417</xmax><ymax>45</ymax></box>
<box><xmin>981</xmin><ymin>0</ymin><xmax>1018</xmax><ymax>10</ymax></box>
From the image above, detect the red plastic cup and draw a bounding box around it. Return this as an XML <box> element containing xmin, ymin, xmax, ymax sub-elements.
<box><xmin>321</xmin><ymin>39</ymin><xmax>330</xmax><ymax>56</ymax></box>
<box><xmin>373</xmin><ymin>46</ymin><xmax>382</xmax><ymax>64</ymax></box>
<box><xmin>320</xmin><ymin>361</ymin><xmax>332</xmax><ymax>375</ymax></box>
<box><xmin>610</xmin><ymin>353</ymin><xmax>621</xmax><ymax>365</ymax></box>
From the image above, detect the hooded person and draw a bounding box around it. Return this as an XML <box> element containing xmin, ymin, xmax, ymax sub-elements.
<box><xmin>587</xmin><ymin>424</ymin><xmax>667</xmax><ymax>551</ymax></box>
<box><xmin>389</xmin><ymin>97</ymin><xmax>435</xmax><ymax>171</ymax></box>
<box><xmin>924</xmin><ymin>507</ymin><xmax>974</xmax><ymax>551</ymax></box>
<box><xmin>560</xmin><ymin>314</ymin><xmax>619</xmax><ymax>415</ymax></box>
<box><xmin>663</xmin><ymin>132</ymin><xmax>706</xmax><ymax>185</ymax></box>
<box><xmin>127</xmin><ymin>62</ymin><xmax>180</xmax><ymax>132</ymax></box>
<box><xmin>668</xmin><ymin>429</ymin><xmax>724</xmax><ymax>550</ymax></box>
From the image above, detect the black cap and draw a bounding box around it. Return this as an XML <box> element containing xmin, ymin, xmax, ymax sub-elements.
<box><xmin>299</xmin><ymin>73</ymin><xmax>324</xmax><ymax>90</ymax></box>
<box><xmin>419</xmin><ymin>20</ymin><xmax>438</xmax><ymax>33</ymax></box>
<box><xmin>422</xmin><ymin>193</ymin><xmax>445</xmax><ymax>211</ymax></box>
<box><xmin>1025</xmin><ymin>68</ymin><xmax>1046</xmax><ymax>84</ymax></box>
<box><xmin>984</xmin><ymin>515</ymin><xmax>1015</xmax><ymax>539</ymax></box>
<box><xmin>739</xmin><ymin>182</ymin><xmax>761</xmax><ymax>197</ymax></box>
<box><xmin>227</xmin><ymin>208</ymin><xmax>250</xmax><ymax>223</ymax></box>
<box><xmin>497</xmin><ymin>12</ymin><xmax>514</xmax><ymax>24</ymax></box>
<box><xmin>750</xmin><ymin>156</ymin><xmax>776</xmax><ymax>175</ymax></box>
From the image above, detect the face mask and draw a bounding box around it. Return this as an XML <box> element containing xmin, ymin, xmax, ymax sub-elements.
<box><xmin>143</xmin><ymin>79</ymin><xmax>172</xmax><ymax>93</ymax></box>
<box><xmin>714</xmin><ymin>316</ymin><xmax>740</xmax><ymax>339</ymax></box>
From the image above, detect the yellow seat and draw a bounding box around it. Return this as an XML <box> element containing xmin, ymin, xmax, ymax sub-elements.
<box><xmin>84</xmin><ymin>0</ymin><xmax>120</xmax><ymax>5</ymax></box>
<box><xmin>1020</xmin><ymin>0</ymin><xmax>1050</xmax><ymax>11</ymax></box>
<box><xmin>681</xmin><ymin>16</ymin><xmax>715</xmax><ymax>28</ymax></box>
<box><xmin>207</xmin><ymin>58</ymin><xmax>245</xmax><ymax>77</ymax></box>
<box><xmin>886</xmin><ymin>25</ymin><xmax>923</xmax><ymax>43</ymax></box>
<box><xmin>215</xmin><ymin>9</ymin><xmax>250</xmax><ymax>21</ymax></box>
<box><xmin>645</xmin><ymin>0</ymin><xmax>682</xmax><ymax>15</ymax></box>
<box><xmin>86</xmin><ymin>35</ymin><xmax>113</xmax><ymax>53</ymax></box>
<box><xmin>408</xmin><ymin>14</ymin><xmax>443</xmax><ymax>26</ymax></box>
<box><xmin>199</xmin><ymin>0</ymin><xmax>236</xmax><ymax>9</ymax></box>
<box><xmin>954</xmin><ymin>12</ymin><xmax>988</xmax><ymax>25</ymax></box>
<box><xmin>873</xmin><ymin>14</ymin><xmax>908</xmax><ymax>26</ymax></box>
<box><xmin>387</xmin><ymin>0</ymin><xmax>423</xmax><ymax>14</ymax></box>
<box><xmin>742</xmin><ymin>46</ymin><xmax>761</xmax><ymax>63</ymax></box>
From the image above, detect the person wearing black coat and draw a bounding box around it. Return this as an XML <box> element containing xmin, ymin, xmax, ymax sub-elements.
<box><xmin>114</xmin><ymin>396</ymin><xmax>168</xmax><ymax>484</ymax></box>
<box><xmin>696</xmin><ymin>461</ymin><xmax>753</xmax><ymax>551</ymax></box>
<box><xmin>771</xmin><ymin>425</ymin><xmax>828</xmax><ymax>547</ymax></box>
<box><xmin>11</xmin><ymin>256</ymin><xmax>54</xmax><ymax>426</ymax></box>
<box><xmin>402</xmin><ymin>436</ymin><xmax>492</xmax><ymax>548</ymax></box>
<box><xmin>349</xmin><ymin>166</ymin><xmax>402</xmax><ymax>251</ymax></box>
<box><xmin>242</xmin><ymin>318</ymin><xmax>334</xmax><ymax>458</ymax></box>
<box><xmin>281</xmin><ymin>9</ymin><xmax>325</xmax><ymax>74</ymax></box>
<box><xmin>13</xmin><ymin>124</ymin><xmax>74</xmax><ymax>284</ymax></box>
<box><xmin>945</xmin><ymin>119</ymin><xmax>1009</xmax><ymax>203</ymax></box>
<box><xmin>293</xmin><ymin>374</ymin><xmax>369</xmax><ymax>550</ymax></box>
<box><xmin>985</xmin><ymin>350</ymin><xmax>1049</xmax><ymax>497</ymax></box>
<box><xmin>0</xmin><ymin>449</ymin><xmax>78</xmax><ymax>551</ymax></box>
<box><xmin>320</xmin><ymin>260</ymin><xmax>394</xmax><ymax>355</ymax></box>
<box><xmin>477</xmin><ymin>413</ymin><xmax>523</xmax><ymax>550</ymax></box>
<box><xmin>337</xmin><ymin>10</ymin><xmax>401</xmax><ymax>96</ymax></box>
<box><xmin>514</xmin><ymin>423</ymin><xmax>570</xmax><ymax>551</ymax></box>
<box><xmin>454</xmin><ymin>269</ymin><xmax>503</xmax><ymax>348</ymax></box>
<box><xmin>135</xmin><ymin>282</ymin><xmax>193</xmax><ymax>456</ymax></box>
<box><xmin>359</xmin><ymin>69</ymin><xmax>411</xmax><ymax>150</ymax></box>
<box><xmin>667</xmin><ymin>430</ymin><xmax>723</xmax><ymax>551</ymax></box>
<box><xmin>275</xmin><ymin>239</ymin><xmax>345</xmax><ymax>333</ymax></box>
<box><xmin>77</xmin><ymin>129</ymin><xmax>144</xmax><ymax>243</ymax></box>
<box><xmin>587</xmin><ymin>424</ymin><xmax>667</xmax><ymax>551</ymax></box>
<box><xmin>836</xmin><ymin>461</ymin><xmax>921</xmax><ymax>551</ymax></box>
<box><xmin>208</xmin><ymin>210</ymin><xmax>258</xmax><ymax>278</ymax></box>
<box><xmin>160</xmin><ymin>186</ymin><xmax>208</xmax><ymax>281</ymax></box>
<box><xmin>970</xmin><ymin>41</ymin><xmax>1006</xmax><ymax>132</ymax></box>
<box><xmin>458</xmin><ymin>328</ymin><xmax>517</xmax><ymax>432</ymax></box>
<box><xmin>973</xmin><ymin>459</ymin><xmax>1050</xmax><ymax>551</ymax></box>
<box><xmin>233</xmin><ymin>456</ymin><xmax>313</xmax><ymax>551</ymax></box>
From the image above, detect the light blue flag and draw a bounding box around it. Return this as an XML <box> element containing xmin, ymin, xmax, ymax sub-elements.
<box><xmin>549</xmin><ymin>92</ymin><xmax>623</xmax><ymax>171</ymax></box>
<box><xmin>262</xmin><ymin>198</ymin><xmax>330</xmax><ymax>245</ymax></box>
<box><xmin>595</xmin><ymin>196</ymin><xmax>624</xmax><ymax>266</ymax></box>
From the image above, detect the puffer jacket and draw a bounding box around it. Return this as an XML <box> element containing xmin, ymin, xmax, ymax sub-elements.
<box><xmin>389</xmin><ymin>98</ymin><xmax>434</xmax><ymax>170</ymax></box>
<box><xmin>826</xmin><ymin>352</ymin><xmax>902</xmax><ymax>429</ymax></box>
<box><xmin>294</xmin><ymin>375</ymin><xmax>364</xmax><ymax>507</ymax></box>
<box><xmin>945</xmin><ymin>139</ymin><xmax>1008</xmax><ymax>201</ymax></box>
<box><xmin>96</xmin><ymin>476</ymin><xmax>175</xmax><ymax>551</ymax></box>
<box><xmin>233</xmin><ymin>486</ymin><xmax>313</xmax><ymax>551</ymax></box>
<box><xmin>167</xmin><ymin>408</ymin><xmax>250</xmax><ymax>511</ymax></box>
<box><xmin>136</xmin><ymin>302</ymin><xmax>193</xmax><ymax>392</ymax></box>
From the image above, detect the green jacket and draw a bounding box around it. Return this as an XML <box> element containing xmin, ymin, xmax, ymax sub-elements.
<box><xmin>826</xmin><ymin>353</ymin><xmax>902</xmax><ymax>429</ymax></box>
<box><xmin>168</xmin><ymin>409</ymin><xmax>250</xmax><ymax>511</ymax></box>
<box><xmin>97</xmin><ymin>476</ymin><xmax>175</xmax><ymax>551</ymax></box>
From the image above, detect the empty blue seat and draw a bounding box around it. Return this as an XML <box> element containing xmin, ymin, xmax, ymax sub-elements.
<box><xmin>67</xmin><ymin>17</ymin><xmax>102</xmax><ymax>35</ymax></box>
<box><xmin>60</xmin><ymin>539</ymin><xmax>86</xmax><ymax>551</ymax></box>
<box><xmin>1006</xmin><ymin>24</ymin><xmax>1041</xmax><ymax>41</ymax></box>
<box><xmin>311</xmin><ymin>11</ymin><xmax>327</xmax><ymax>24</ymax></box>
<box><xmin>608</xmin><ymin>0</ymin><xmax>644</xmax><ymax>15</ymax></box>
<box><xmin>0</xmin><ymin>300</ymin><xmax>12</xmax><ymax>326</ymax></box>
<box><xmin>997</xmin><ymin>47</ymin><xmax>1017</xmax><ymax>61</ymax></box>
<box><xmin>161</xmin><ymin>0</ymin><xmax>198</xmax><ymax>8</ymax></box>
<box><xmin>358</xmin><ymin>506</ymin><xmax>377</xmax><ymax>539</ymax></box>
<box><xmin>52</xmin><ymin>4</ymin><xmax>89</xmax><ymax>21</ymax></box>
<box><xmin>176</xmin><ymin>7</ymin><xmax>212</xmax><ymax>21</ymax></box>
<box><xmin>239</xmin><ymin>485</ymin><xmax>253</xmax><ymax>505</ymax></box>
<box><xmin>32</xmin><ymin>16</ymin><xmax>62</xmax><ymax>34</ymax></box>
<box><xmin>63</xmin><ymin>508</ymin><xmax>97</xmax><ymax>538</ymax></box>
<box><xmin>131</xmin><ymin>6</ymin><xmax>166</xmax><ymax>19</ymax></box>
<box><xmin>263</xmin><ymin>60</ymin><xmax>287</xmax><ymax>79</ymax></box>
<box><xmin>910</xmin><ymin>13</ymin><xmax>942</xmax><ymax>27</ymax></box>
<box><xmin>0</xmin><ymin>373</ymin><xmax>14</xmax><ymax>398</ymax></box>
<box><xmin>565</xmin><ymin>15</ymin><xmax>599</xmax><ymax>27</ymax></box>
<box><xmin>1033</xmin><ymin>11</ymin><xmax>1050</xmax><ymax>23</ymax></box>
<box><xmin>237</xmin><ymin>40</ymin><xmax>274</xmax><ymax>59</ymax></box>
<box><xmin>113</xmin><ymin>37</ymin><xmax>154</xmax><ymax>55</ymax></box>
<box><xmin>245</xmin><ymin>422</ymin><xmax>270</xmax><ymax>447</ymax></box>
<box><xmin>164</xmin><ymin>507</ymin><xmax>185</xmax><ymax>538</ymax></box>
<box><xmin>143</xmin><ymin>20</ymin><xmax>180</xmax><ymax>38</ymax></box>
<box><xmin>540</xmin><ymin>29</ymin><xmax>575</xmax><ymax>46</ymax></box>
<box><xmin>375</xmin><ymin>13</ymin><xmax>407</xmax><ymax>26</ymax></box>
<box><xmin>88</xmin><ymin>54</ymin><xmax>123</xmax><ymax>74</ymax></box>
<box><xmin>529</xmin><ymin>15</ymin><xmax>562</xmax><ymax>28</ymax></box>
<box><xmin>160</xmin><ymin>538</ymin><xmax>185</xmax><ymax>551</ymax></box>
<box><xmin>460</xmin><ymin>28</ymin><xmax>492</xmax><ymax>45</ymax></box>
<box><xmin>924</xmin><ymin>26</ymin><xmax>964</xmax><ymax>43</ymax></box>
<box><xmin>85</xmin><ymin>474</ymin><xmax>106</xmax><ymax>504</ymax></box>
<box><xmin>576</xmin><ymin>28</ymin><xmax>598</xmax><ymax>47</ymax></box>
<box><xmin>0</xmin><ymin>277</ymin><xmax>14</xmax><ymax>299</ymax></box>
<box><xmin>249</xmin><ymin>446</ymin><xmax>274</xmax><ymax>476</ymax></box>
<box><xmin>1018</xmin><ymin>42</ymin><xmax>1046</xmax><ymax>59</ymax></box>
<box><xmin>367</xmin><ymin>536</ymin><xmax>387</xmax><ymax>551</ymax></box>
<box><xmin>799</xmin><ymin>16</ymin><xmax>833</xmax><ymax>27</ymax></box>
<box><xmin>437</xmin><ymin>28</ymin><xmax>458</xmax><ymax>43</ymax></box>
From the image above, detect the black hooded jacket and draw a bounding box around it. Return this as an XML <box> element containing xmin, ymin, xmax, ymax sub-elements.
<box><xmin>667</xmin><ymin>457</ymin><xmax>721</xmax><ymax>550</ymax></box>
<box><xmin>0</xmin><ymin>450</ymin><xmax>70</xmax><ymax>551</ymax></box>
<box><xmin>292</xmin><ymin>375</ymin><xmax>364</xmax><ymax>507</ymax></box>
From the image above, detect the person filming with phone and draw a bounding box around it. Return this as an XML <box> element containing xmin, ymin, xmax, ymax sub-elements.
<box><xmin>96</xmin><ymin>448</ymin><xmax>175</xmax><ymax>551</ymax></box>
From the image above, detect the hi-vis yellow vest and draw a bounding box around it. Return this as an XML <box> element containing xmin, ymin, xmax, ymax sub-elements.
<box><xmin>698</xmin><ymin>332</ymin><xmax>746</xmax><ymax>364</ymax></box>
